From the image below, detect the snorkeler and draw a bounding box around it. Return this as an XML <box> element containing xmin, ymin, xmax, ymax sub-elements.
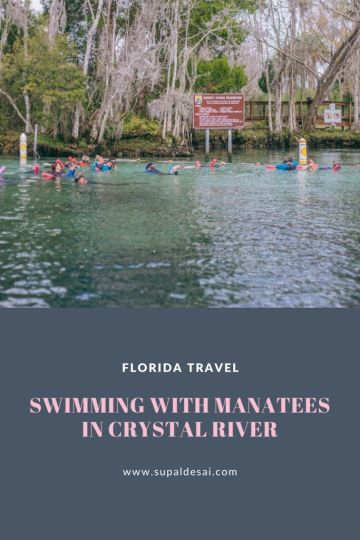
<box><xmin>169</xmin><ymin>165</ymin><xmax>181</xmax><ymax>175</ymax></box>
<box><xmin>79</xmin><ymin>155</ymin><xmax>91</xmax><ymax>167</ymax></box>
<box><xmin>146</xmin><ymin>163</ymin><xmax>164</xmax><ymax>175</ymax></box>
<box><xmin>53</xmin><ymin>162</ymin><xmax>64</xmax><ymax>177</ymax></box>
<box><xmin>210</xmin><ymin>159</ymin><xmax>226</xmax><ymax>168</ymax></box>
<box><xmin>65</xmin><ymin>163</ymin><xmax>78</xmax><ymax>177</ymax></box>
<box><xmin>146</xmin><ymin>163</ymin><xmax>181</xmax><ymax>176</ymax></box>
<box><xmin>193</xmin><ymin>159</ymin><xmax>226</xmax><ymax>168</ymax></box>
<box><xmin>75</xmin><ymin>174</ymin><xmax>88</xmax><ymax>185</ymax></box>
<box><xmin>65</xmin><ymin>156</ymin><xmax>78</xmax><ymax>167</ymax></box>
<box><xmin>277</xmin><ymin>156</ymin><xmax>299</xmax><ymax>170</ymax></box>
<box><xmin>317</xmin><ymin>161</ymin><xmax>341</xmax><ymax>171</ymax></box>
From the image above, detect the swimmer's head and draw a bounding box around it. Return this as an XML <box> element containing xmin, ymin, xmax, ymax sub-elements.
<box><xmin>333</xmin><ymin>162</ymin><xmax>341</xmax><ymax>171</ymax></box>
<box><xmin>146</xmin><ymin>163</ymin><xmax>154</xmax><ymax>171</ymax></box>
<box><xmin>75</xmin><ymin>175</ymin><xmax>87</xmax><ymax>185</ymax></box>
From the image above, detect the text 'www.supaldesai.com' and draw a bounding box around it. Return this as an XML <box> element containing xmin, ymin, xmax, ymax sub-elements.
<box><xmin>122</xmin><ymin>467</ymin><xmax>239</xmax><ymax>478</ymax></box>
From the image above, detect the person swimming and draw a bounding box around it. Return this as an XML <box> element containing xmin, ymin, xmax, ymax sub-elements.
<box><xmin>92</xmin><ymin>156</ymin><xmax>115</xmax><ymax>171</ymax></box>
<box><xmin>75</xmin><ymin>174</ymin><xmax>88</xmax><ymax>185</ymax></box>
<box><xmin>191</xmin><ymin>159</ymin><xmax>226</xmax><ymax>169</ymax></box>
<box><xmin>65</xmin><ymin>163</ymin><xmax>78</xmax><ymax>177</ymax></box>
<box><xmin>274</xmin><ymin>157</ymin><xmax>298</xmax><ymax>171</ymax></box>
<box><xmin>169</xmin><ymin>165</ymin><xmax>181</xmax><ymax>175</ymax></box>
<box><xmin>51</xmin><ymin>162</ymin><xmax>63</xmax><ymax>177</ymax></box>
<box><xmin>79</xmin><ymin>155</ymin><xmax>91</xmax><ymax>167</ymax></box>
<box><xmin>318</xmin><ymin>161</ymin><xmax>341</xmax><ymax>171</ymax></box>
<box><xmin>210</xmin><ymin>159</ymin><xmax>226</xmax><ymax>168</ymax></box>
<box><xmin>145</xmin><ymin>163</ymin><xmax>181</xmax><ymax>176</ymax></box>
<box><xmin>146</xmin><ymin>163</ymin><xmax>164</xmax><ymax>175</ymax></box>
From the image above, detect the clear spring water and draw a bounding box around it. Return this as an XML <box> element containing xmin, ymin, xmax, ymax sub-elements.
<box><xmin>1</xmin><ymin>149</ymin><xmax>360</xmax><ymax>307</ymax></box>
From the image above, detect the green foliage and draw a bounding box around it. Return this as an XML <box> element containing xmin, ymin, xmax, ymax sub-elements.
<box><xmin>188</xmin><ymin>0</ymin><xmax>256</xmax><ymax>46</ymax></box>
<box><xmin>258</xmin><ymin>61</ymin><xmax>274</xmax><ymax>94</ymax></box>
<box><xmin>123</xmin><ymin>115</ymin><xmax>161</xmax><ymax>139</ymax></box>
<box><xmin>1</xmin><ymin>30</ymin><xmax>86</xmax><ymax>134</ymax></box>
<box><xmin>195</xmin><ymin>56</ymin><xmax>247</xmax><ymax>92</ymax></box>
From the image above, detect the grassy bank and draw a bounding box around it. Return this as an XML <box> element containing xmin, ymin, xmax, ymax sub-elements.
<box><xmin>193</xmin><ymin>128</ymin><xmax>360</xmax><ymax>150</ymax></box>
<box><xmin>2</xmin><ymin>127</ymin><xmax>360</xmax><ymax>158</ymax></box>
<box><xmin>0</xmin><ymin>131</ymin><xmax>192</xmax><ymax>158</ymax></box>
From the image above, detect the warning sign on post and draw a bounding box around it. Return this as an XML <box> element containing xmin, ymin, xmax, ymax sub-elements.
<box><xmin>193</xmin><ymin>93</ymin><xmax>245</xmax><ymax>129</ymax></box>
<box><xmin>324</xmin><ymin>103</ymin><xmax>342</xmax><ymax>124</ymax></box>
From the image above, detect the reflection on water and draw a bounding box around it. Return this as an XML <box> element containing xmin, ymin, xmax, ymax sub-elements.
<box><xmin>0</xmin><ymin>149</ymin><xmax>360</xmax><ymax>307</ymax></box>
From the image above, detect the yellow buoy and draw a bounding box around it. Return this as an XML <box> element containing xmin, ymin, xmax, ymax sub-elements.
<box><xmin>20</xmin><ymin>132</ymin><xmax>27</xmax><ymax>165</ymax></box>
<box><xmin>299</xmin><ymin>138</ymin><xmax>308</xmax><ymax>166</ymax></box>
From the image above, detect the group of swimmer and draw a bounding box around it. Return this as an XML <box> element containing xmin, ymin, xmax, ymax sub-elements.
<box><xmin>0</xmin><ymin>153</ymin><xmax>347</xmax><ymax>184</ymax></box>
<box><xmin>145</xmin><ymin>158</ymin><xmax>226</xmax><ymax>175</ymax></box>
<box><xmin>33</xmin><ymin>155</ymin><xmax>227</xmax><ymax>182</ymax></box>
<box><xmin>32</xmin><ymin>155</ymin><xmax>92</xmax><ymax>184</ymax></box>
<box><xmin>31</xmin><ymin>154</ymin><xmax>123</xmax><ymax>183</ymax></box>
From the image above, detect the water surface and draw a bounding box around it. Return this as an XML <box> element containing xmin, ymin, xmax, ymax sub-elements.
<box><xmin>1</xmin><ymin>150</ymin><xmax>360</xmax><ymax>307</ymax></box>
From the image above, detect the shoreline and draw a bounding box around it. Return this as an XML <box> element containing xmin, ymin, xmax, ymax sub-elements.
<box><xmin>2</xmin><ymin>129</ymin><xmax>360</xmax><ymax>158</ymax></box>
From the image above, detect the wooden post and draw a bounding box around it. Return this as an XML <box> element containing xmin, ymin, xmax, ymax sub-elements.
<box><xmin>349</xmin><ymin>102</ymin><xmax>353</xmax><ymax>130</ymax></box>
<box><xmin>228</xmin><ymin>129</ymin><xmax>233</xmax><ymax>162</ymax></box>
<box><xmin>205</xmin><ymin>129</ymin><xmax>210</xmax><ymax>162</ymax></box>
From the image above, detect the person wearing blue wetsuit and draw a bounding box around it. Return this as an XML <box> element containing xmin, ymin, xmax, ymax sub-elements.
<box><xmin>276</xmin><ymin>156</ymin><xmax>298</xmax><ymax>170</ymax></box>
<box><xmin>146</xmin><ymin>163</ymin><xmax>164</xmax><ymax>175</ymax></box>
<box><xmin>65</xmin><ymin>164</ymin><xmax>77</xmax><ymax>177</ymax></box>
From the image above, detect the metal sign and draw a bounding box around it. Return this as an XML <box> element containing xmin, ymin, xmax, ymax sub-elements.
<box><xmin>324</xmin><ymin>103</ymin><xmax>342</xmax><ymax>124</ymax></box>
<box><xmin>193</xmin><ymin>93</ymin><xmax>245</xmax><ymax>129</ymax></box>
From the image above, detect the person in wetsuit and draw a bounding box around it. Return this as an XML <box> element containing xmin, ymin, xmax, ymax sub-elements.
<box><xmin>145</xmin><ymin>163</ymin><xmax>181</xmax><ymax>175</ymax></box>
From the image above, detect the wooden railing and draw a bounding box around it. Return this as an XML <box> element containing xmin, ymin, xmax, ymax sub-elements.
<box><xmin>245</xmin><ymin>101</ymin><xmax>354</xmax><ymax>129</ymax></box>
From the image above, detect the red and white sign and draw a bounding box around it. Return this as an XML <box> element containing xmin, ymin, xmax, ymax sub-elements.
<box><xmin>324</xmin><ymin>103</ymin><xmax>342</xmax><ymax>124</ymax></box>
<box><xmin>193</xmin><ymin>93</ymin><xmax>245</xmax><ymax>129</ymax></box>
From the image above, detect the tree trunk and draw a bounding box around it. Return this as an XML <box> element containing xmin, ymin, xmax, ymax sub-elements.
<box><xmin>274</xmin><ymin>82</ymin><xmax>282</xmax><ymax>134</ymax></box>
<box><xmin>72</xmin><ymin>107</ymin><xmax>81</xmax><ymax>139</ymax></box>
<box><xmin>0</xmin><ymin>87</ymin><xmax>32</xmax><ymax>129</ymax></box>
<box><xmin>353</xmin><ymin>90</ymin><xmax>360</xmax><ymax>130</ymax></box>
<box><xmin>73</xmin><ymin>0</ymin><xmax>104</xmax><ymax>140</ymax></box>
<box><xmin>23</xmin><ymin>0</ymin><xmax>31</xmax><ymax>134</ymax></box>
<box><xmin>288</xmin><ymin>66</ymin><xmax>297</xmax><ymax>132</ymax></box>
<box><xmin>352</xmin><ymin>50</ymin><xmax>360</xmax><ymax>130</ymax></box>
<box><xmin>304</xmin><ymin>23</ymin><xmax>360</xmax><ymax>131</ymax></box>
<box><xmin>265</xmin><ymin>65</ymin><xmax>273</xmax><ymax>133</ymax></box>
<box><xmin>24</xmin><ymin>93</ymin><xmax>31</xmax><ymax>134</ymax></box>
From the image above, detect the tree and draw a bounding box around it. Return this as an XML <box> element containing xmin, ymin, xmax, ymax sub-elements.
<box><xmin>195</xmin><ymin>56</ymin><xmax>247</xmax><ymax>93</ymax></box>
<box><xmin>1</xmin><ymin>30</ymin><xmax>85</xmax><ymax>137</ymax></box>
<box><xmin>304</xmin><ymin>19</ymin><xmax>360</xmax><ymax>129</ymax></box>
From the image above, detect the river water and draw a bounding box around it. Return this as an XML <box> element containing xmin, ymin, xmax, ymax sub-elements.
<box><xmin>1</xmin><ymin>149</ymin><xmax>360</xmax><ymax>307</ymax></box>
